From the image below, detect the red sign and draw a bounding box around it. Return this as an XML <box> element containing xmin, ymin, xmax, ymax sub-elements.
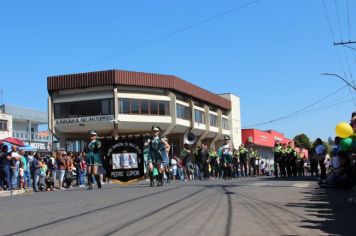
<box><xmin>241</xmin><ymin>129</ymin><xmax>294</xmax><ymax>148</ymax></box>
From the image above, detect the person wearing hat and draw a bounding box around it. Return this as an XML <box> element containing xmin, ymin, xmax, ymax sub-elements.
<box><xmin>219</xmin><ymin>135</ymin><xmax>233</xmax><ymax>180</ymax></box>
<box><xmin>85</xmin><ymin>130</ymin><xmax>102</xmax><ymax>189</ymax></box>
<box><xmin>147</xmin><ymin>125</ymin><xmax>170</xmax><ymax>186</ymax></box>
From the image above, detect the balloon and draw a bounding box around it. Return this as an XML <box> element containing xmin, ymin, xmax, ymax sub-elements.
<box><xmin>335</xmin><ymin>122</ymin><xmax>353</xmax><ymax>138</ymax></box>
<box><xmin>339</xmin><ymin>138</ymin><xmax>353</xmax><ymax>151</ymax></box>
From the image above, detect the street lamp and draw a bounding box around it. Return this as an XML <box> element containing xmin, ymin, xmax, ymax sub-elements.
<box><xmin>321</xmin><ymin>73</ymin><xmax>356</xmax><ymax>91</ymax></box>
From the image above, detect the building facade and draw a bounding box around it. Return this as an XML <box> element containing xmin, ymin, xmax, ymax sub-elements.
<box><xmin>47</xmin><ymin>69</ymin><xmax>242</xmax><ymax>153</ymax></box>
<box><xmin>0</xmin><ymin>111</ymin><xmax>12</xmax><ymax>140</ymax></box>
<box><xmin>0</xmin><ymin>104</ymin><xmax>51</xmax><ymax>150</ymax></box>
<box><xmin>241</xmin><ymin>129</ymin><xmax>295</xmax><ymax>164</ymax></box>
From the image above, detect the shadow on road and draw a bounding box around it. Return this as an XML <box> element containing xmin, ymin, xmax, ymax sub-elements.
<box><xmin>262</xmin><ymin>176</ymin><xmax>356</xmax><ymax>235</ymax></box>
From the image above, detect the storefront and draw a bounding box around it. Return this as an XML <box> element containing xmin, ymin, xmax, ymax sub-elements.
<box><xmin>242</xmin><ymin>129</ymin><xmax>295</xmax><ymax>164</ymax></box>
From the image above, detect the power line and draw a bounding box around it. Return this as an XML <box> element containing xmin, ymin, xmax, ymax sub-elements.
<box><xmin>242</xmin><ymin>85</ymin><xmax>347</xmax><ymax>128</ymax></box>
<box><xmin>297</xmin><ymin>97</ymin><xmax>354</xmax><ymax>116</ymax></box>
<box><xmin>65</xmin><ymin>0</ymin><xmax>263</xmax><ymax>73</ymax></box>
<box><xmin>334</xmin><ymin>0</ymin><xmax>343</xmax><ymax>41</ymax></box>
<box><xmin>342</xmin><ymin>44</ymin><xmax>356</xmax><ymax>51</ymax></box>
<box><xmin>347</xmin><ymin>0</ymin><xmax>351</xmax><ymax>41</ymax></box>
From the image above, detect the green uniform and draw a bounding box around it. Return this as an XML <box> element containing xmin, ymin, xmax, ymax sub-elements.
<box><xmin>148</xmin><ymin>137</ymin><xmax>163</xmax><ymax>163</ymax></box>
<box><xmin>85</xmin><ymin>139</ymin><xmax>102</xmax><ymax>165</ymax></box>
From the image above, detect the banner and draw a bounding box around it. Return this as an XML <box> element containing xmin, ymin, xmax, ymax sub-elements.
<box><xmin>103</xmin><ymin>135</ymin><xmax>145</xmax><ymax>183</ymax></box>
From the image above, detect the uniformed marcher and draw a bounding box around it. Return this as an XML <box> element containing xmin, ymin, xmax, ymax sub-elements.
<box><xmin>232</xmin><ymin>149</ymin><xmax>239</xmax><ymax>178</ymax></box>
<box><xmin>85</xmin><ymin>130</ymin><xmax>102</xmax><ymax>190</ymax></box>
<box><xmin>285</xmin><ymin>142</ymin><xmax>297</xmax><ymax>177</ymax></box>
<box><xmin>148</xmin><ymin>125</ymin><xmax>170</xmax><ymax>186</ymax></box>
<box><xmin>249</xmin><ymin>148</ymin><xmax>258</xmax><ymax>176</ymax></box>
<box><xmin>220</xmin><ymin>135</ymin><xmax>233</xmax><ymax>180</ymax></box>
<box><xmin>273</xmin><ymin>141</ymin><xmax>282</xmax><ymax>178</ymax></box>
<box><xmin>239</xmin><ymin>144</ymin><xmax>248</xmax><ymax>177</ymax></box>
<box><xmin>280</xmin><ymin>143</ymin><xmax>288</xmax><ymax>178</ymax></box>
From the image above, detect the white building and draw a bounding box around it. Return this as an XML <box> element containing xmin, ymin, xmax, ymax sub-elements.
<box><xmin>0</xmin><ymin>104</ymin><xmax>50</xmax><ymax>150</ymax></box>
<box><xmin>47</xmin><ymin>69</ymin><xmax>242</xmax><ymax>153</ymax></box>
<box><xmin>0</xmin><ymin>111</ymin><xmax>12</xmax><ymax>140</ymax></box>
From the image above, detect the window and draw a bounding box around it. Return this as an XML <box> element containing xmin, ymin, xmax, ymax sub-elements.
<box><xmin>209</xmin><ymin>114</ymin><xmax>217</xmax><ymax>127</ymax></box>
<box><xmin>117</xmin><ymin>98</ymin><xmax>169</xmax><ymax>115</ymax></box>
<box><xmin>141</xmin><ymin>100</ymin><xmax>149</xmax><ymax>114</ymax></box>
<box><xmin>131</xmin><ymin>99</ymin><xmax>140</xmax><ymax>114</ymax></box>
<box><xmin>150</xmin><ymin>100</ymin><xmax>158</xmax><ymax>115</ymax></box>
<box><xmin>0</xmin><ymin>120</ymin><xmax>8</xmax><ymax>131</ymax></box>
<box><xmin>54</xmin><ymin>99</ymin><xmax>114</xmax><ymax>118</ymax></box>
<box><xmin>159</xmin><ymin>101</ymin><xmax>170</xmax><ymax>116</ymax></box>
<box><xmin>176</xmin><ymin>104</ymin><xmax>189</xmax><ymax>120</ymax></box>
<box><xmin>119</xmin><ymin>98</ymin><xmax>130</xmax><ymax>114</ymax></box>
<box><xmin>101</xmin><ymin>99</ymin><xmax>113</xmax><ymax>115</ymax></box>
<box><xmin>194</xmin><ymin>109</ymin><xmax>204</xmax><ymax>123</ymax></box>
<box><xmin>222</xmin><ymin>118</ymin><xmax>229</xmax><ymax>130</ymax></box>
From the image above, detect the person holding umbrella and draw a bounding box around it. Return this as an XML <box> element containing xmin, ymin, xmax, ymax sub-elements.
<box><xmin>85</xmin><ymin>130</ymin><xmax>102</xmax><ymax>190</ymax></box>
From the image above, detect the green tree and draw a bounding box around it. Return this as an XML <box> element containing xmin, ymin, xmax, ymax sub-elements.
<box><xmin>293</xmin><ymin>134</ymin><xmax>312</xmax><ymax>150</ymax></box>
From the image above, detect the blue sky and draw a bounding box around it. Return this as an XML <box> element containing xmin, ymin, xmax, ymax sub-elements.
<box><xmin>1</xmin><ymin>0</ymin><xmax>355</xmax><ymax>141</ymax></box>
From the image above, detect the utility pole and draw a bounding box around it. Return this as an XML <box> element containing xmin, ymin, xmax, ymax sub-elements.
<box><xmin>333</xmin><ymin>40</ymin><xmax>356</xmax><ymax>46</ymax></box>
<box><xmin>321</xmin><ymin>73</ymin><xmax>356</xmax><ymax>91</ymax></box>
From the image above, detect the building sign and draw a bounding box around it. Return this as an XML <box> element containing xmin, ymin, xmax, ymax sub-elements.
<box><xmin>55</xmin><ymin>115</ymin><xmax>114</xmax><ymax>125</ymax></box>
<box><xmin>25</xmin><ymin>142</ymin><xmax>48</xmax><ymax>150</ymax></box>
<box><xmin>103</xmin><ymin>135</ymin><xmax>144</xmax><ymax>182</ymax></box>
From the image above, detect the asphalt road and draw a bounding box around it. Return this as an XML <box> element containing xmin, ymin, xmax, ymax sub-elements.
<box><xmin>0</xmin><ymin>177</ymin><xmax>354</xmax><ymax>236</ymax></box>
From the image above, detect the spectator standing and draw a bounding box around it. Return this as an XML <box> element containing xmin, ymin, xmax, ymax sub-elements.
<box><xmin>75</xmin><ymin>152</ymin><xmax>85</xmax><ymax>187</ymax></box>
<box><xmin>18</xmin><ymin>161</ymin><xmax>25</xmax><ymax>190</ymax></box>
<box><xmin>31</xmin><ymin>153</ymin><xmax>41</xmax><ymax>192</ymax></box>
<box><xmin>46</xmin><ymin>152</ymin><xmax>57</xmax><ymax>191</ymax></box>
<box><xmin>56</xmin><ymin>151</ymin><xmax>67</xmax><ymax>190</ymax></box>
<box><xmin>0</xmin><ymin>145</ymin><xmax>11</xmax><ymax>190</ymax></box>
<box><xmin>10</xmin><ymin>145</ymin><xmax>20</xmax><ymax>189</ymax></box>
<box><xmin>315</xmin><ymin>138</ymin><xmax>327</xmax><ymax>180</ymax></box>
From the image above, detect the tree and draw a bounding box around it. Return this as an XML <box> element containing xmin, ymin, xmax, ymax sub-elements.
<box><xmin>293</xmin><ymin>134</ymin><xmax>312</xmax><ymax>150</ymax></box>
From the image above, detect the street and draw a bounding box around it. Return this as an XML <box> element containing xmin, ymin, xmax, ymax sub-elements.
<box><xmin>0</xmin><ymin>177</ymin><xmax>354</xmax><ymax>236</ymax></box>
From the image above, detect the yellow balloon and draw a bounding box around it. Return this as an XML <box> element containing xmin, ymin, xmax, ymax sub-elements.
<box><xmin>335</xmin><ymin>122</ymin><xmax>353</xmax><ymax>138</ymax></box>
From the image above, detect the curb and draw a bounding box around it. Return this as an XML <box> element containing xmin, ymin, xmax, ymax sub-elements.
<box><xmin>0</xmin><ymin>189</ymin><xmax>31</xmax><ymax>197</ymax></box>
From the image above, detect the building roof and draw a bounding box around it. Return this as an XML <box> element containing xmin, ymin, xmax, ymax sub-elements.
<box><xmin>0</xmin><ymin>104</ymin><xmax>47</xmax><ymax>124</ymax></box>
<box><xmin>47</xmin><ymin>69</ymin><xmax>231</xmax><ymax>110</ymax></box>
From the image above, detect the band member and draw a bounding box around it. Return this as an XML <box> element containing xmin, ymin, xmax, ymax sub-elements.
<box><xmin>180</xmin><ymin>143</ymin><xmax>192</xmax><ymax>181</ymax></box>
<box><xmin>273</xmin><ymin>141</ymin><xmax>282</xmax><ymax>178</ymax></box>
<box><xmin>220</xmin><ymin>135</ymin><xmax>233</xmax><ymax>180</ymax></box>
<box><xmin>85</xmin><ymin>130</ymin><xmax>102</xmax><ymax>190</ymax></box>
<box><xmin>148</xmin><ymin>125</ymin><xmax>170</xmax><ymax>186</ymax></box>
<box><xmin>249</xmin><ymin>148</ymin><xmax>258</xmax><ymax>176</ymax></box>
<box><xmin>239</xmin><ymin>143</ymin><xmax>248</xmax><ymax>177</ymax></box>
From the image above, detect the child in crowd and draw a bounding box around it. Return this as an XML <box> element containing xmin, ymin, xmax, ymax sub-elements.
<box><xmin>170</xmin><ymin>156</ymin><xmax>178</xmax><ymax>181</ymax></box>
<box><xmin>18</xmin><ymin>161</ymin><xmax>25</xmax><ymax>190</ymax></box>
<box><xmin>39</xmin><ymin>158</ymin><xmax>48</xmax><ymax>191</ymax></box>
